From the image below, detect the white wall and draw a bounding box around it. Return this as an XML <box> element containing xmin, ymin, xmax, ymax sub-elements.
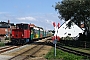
<box><xmin>54</xmin><ymin>20</ymin><xmax>84</xmax><ymax>37</ymax></box>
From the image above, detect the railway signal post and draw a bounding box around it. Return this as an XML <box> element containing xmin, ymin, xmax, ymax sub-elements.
<box><xmin>52</xmin><ymin>22</ymin><xmax>60</xmax><ymax>57</ymax></box>
<box><xmin>53</xmin><ymin>39</ymin><xmax>57</xmax><ymax>57</ymax></box>
<box><xmin>52</xmin><ymin>35</ymin><xmax>60</xmax><ymax>57</ymax></box>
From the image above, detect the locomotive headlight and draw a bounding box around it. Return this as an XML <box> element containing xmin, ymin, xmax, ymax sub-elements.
<box><xmin>11</xmin><ymin>35</ymin><xmax>14</xmax><ymax>38</ymax></box>
<box><xmin>22</xmin><ymin>34</ymin><xmax>24</xmax><ymax>37</ymax></box>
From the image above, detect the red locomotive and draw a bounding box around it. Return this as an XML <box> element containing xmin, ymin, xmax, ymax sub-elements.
<box><xmin>11</xmin><ymin>23</ymin><xmax>50</xmax><ymax>45</ymax></box>
<box><xmin>11</xmin><ymin>23</ymin><xmax>30</xmax><ymax>45</ymax></box>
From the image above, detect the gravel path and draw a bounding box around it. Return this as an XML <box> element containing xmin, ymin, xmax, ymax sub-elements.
<box><xmin>0</xmin><ymin>55</ymin><xmax>12</xmax><ymax>60</ymax></box>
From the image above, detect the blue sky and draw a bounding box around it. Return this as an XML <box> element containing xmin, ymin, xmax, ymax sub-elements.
<box><xmin>0</xmin><ymin>0</ymin><xmax>63</xmax><ymax>30</ymax></box>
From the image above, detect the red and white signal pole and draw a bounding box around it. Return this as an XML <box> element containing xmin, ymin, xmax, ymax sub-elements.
<box><xmin>52</xmin><ymin>22</ymin><xmax>60</xmax><ymax>57</ymax></box>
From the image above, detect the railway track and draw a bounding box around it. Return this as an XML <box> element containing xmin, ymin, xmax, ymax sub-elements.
<box><xmin>56</xmin><ymin>44</ymin><xmax>90</xmax><ymax>58</ymax></box>
<box><xmin>23</xmin><ymin>45</ymin><xmax>45</xmax><ymax>60</ymax></box>
<box><xmin>0</xmin><ymin>46</ymin><xmax>20</xmax><ymax>54</ymax></box>
<box><xmin>9</xmin><ymin>45</ymin><xmax>44</xmax><ymax>60</ymax></box>
<box><xmin>41</xmin><ymin>40</ymin><xmax>90</xmax><ymax>59</ymax></box>
<box><xmin>8</xmin><ymin>37</ymin><xmax>51</xmax><ymax>60</ymax></box>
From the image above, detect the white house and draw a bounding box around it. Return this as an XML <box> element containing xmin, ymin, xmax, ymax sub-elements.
<box><xmin>54</xmin><ymin>19</ymin><xmax>84</xmax><ymax>38</ymax></box>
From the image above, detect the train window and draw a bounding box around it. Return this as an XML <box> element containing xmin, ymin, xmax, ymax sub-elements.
<box><xmin>31</xmin><ymin>29</ymin><xmax>33</xmax><ymax>34</ymax></box>
<box><xmin>0</xmin><ymin>24</ymin><xmax>2</xmax><ymax>26</ymax></box>
<box><xmin>16</xmin><ymin>24</ymin><xmax>29</xmax><ymax>29</ymax></box>
<box><xmin>23</xmin><ymin>24</ymin><xmax>28</xmax><ymax>29</ymax></box>
<box><xmin>16</xmin><ymin>24</ymin><xmax>22</xmax><ymax>29</ymax></box>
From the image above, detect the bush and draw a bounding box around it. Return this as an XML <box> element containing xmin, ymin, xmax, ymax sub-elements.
<box><xmin>0</xmin><ymin>42</ymin><xmax>5</xmax><ymax>47</ymax></box>
<box><xmin>62</xmin><ymin>36</ymin><xmax>73</xmax><ymax>40</ymax></box>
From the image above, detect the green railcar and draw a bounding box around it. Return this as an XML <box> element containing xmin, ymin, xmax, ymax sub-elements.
<box><xmin>30</xmin><ymin>28</ymin><xmax>34</xmax><ymax>40</ymax></box>
<box><xmin>44</xmin><ymin>31</ymin><xmax>46</xmax><ymax>37</ymax></box>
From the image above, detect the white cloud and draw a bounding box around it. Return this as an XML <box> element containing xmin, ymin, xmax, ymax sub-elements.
<box><xmin>46</xmin><ymin>19</ymin><xmax>53</xmax><ymax>25</ymax></box>
<box><xmin>0</xmin><ymin>13</ymin><xmax>64</xmax><ymax>30</ymax></box>
<box><xmin>46</xmin><ymin>19</ymin><xmax>49</xmax><ymax>23</ymax></box>
<box><xmin>19</xmin><ymin>21</ymin><xmax>27</xmax><ymax>23</ymax></box>
<box><xmin>17</xmin><ymin>16</ymin><xmax>36</xmax><ymax>21</ymax></box>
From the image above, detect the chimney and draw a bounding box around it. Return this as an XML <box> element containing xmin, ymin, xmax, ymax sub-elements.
<box><xmin>8</xmin><ymin>20</ymin><xmax>10</xmax><ymax>24</ymax></box>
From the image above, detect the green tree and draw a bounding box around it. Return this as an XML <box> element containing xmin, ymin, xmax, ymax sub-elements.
<box><xmin>55</xmin><ymin>0</ymin><xmax>90</xmax><ymax>31</ymax></box>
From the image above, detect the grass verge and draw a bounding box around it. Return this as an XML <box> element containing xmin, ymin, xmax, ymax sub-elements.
<box><xmin>0</xmin><ymin>42</ymin><xmax>5</xmax><ymax>47</ymax></box>
<box><xmin>45</xmin><ymin>48</ymin><xmax>89</xmax><ymax>60</ymax></box>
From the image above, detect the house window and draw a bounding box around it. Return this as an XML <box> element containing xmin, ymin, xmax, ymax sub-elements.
<box><xmin>65</xmin><ymin>27</ymin><xmax>67</xmax><ymax>29</ymax></box>
<box><xmin>64</xmin><ymin>32</ymin><xmax>67</xmax><ymax>35</ymax></box>
<box><xmin>68</xmin><ymin>33</ymin><xmax>71</xmax><ymax>36</ymax></box>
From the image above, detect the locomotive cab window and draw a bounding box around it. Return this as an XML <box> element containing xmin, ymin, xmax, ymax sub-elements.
<box><xmin>16</xmin><ymin>24</ymin><xmax>29</xmax><ymax>29</ymax></box>
<box><xmin>23</xmin><ymin>24</ymin><xmax>28</xmax><ymax>30</ymax></box>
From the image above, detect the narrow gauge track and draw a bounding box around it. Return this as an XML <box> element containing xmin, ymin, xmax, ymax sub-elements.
<box><xmin>0</xmin><ymin>46</ymin><xmax>20</xmax><ymax>54</ymax></box>
<box><xmin>56</xmin><ymin>44</ymin><xmax>90</xmax><ymax>58</ymax></box>
<box><xmin>22</xmin><ymin>45</ymin><xmax>44</xmax><ymax>60</ymax></box>
<box><xmin>9</xmin><ymin>38</ymin><xmax>49</xmax><ymax>60</ymax></box>
<box><xmin>0</xmin><ymin>37</ymin><xmax>50</xmax><ymax>54</ymax></box>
